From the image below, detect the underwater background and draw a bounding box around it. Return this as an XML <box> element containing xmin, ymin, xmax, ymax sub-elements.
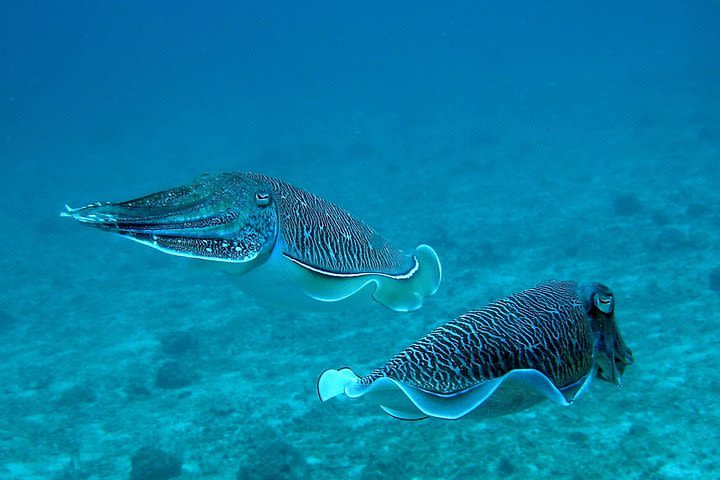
<box><xmin>1</xmin><ymin>1</ymin><xmax>719</xmax><ymax>479</ymax></box>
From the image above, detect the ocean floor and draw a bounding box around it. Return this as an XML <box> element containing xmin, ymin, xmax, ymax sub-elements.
<box><xmin>1</xmin><ymin>109</ymin><xmax>719</xmax><ymax>479</ymax></box>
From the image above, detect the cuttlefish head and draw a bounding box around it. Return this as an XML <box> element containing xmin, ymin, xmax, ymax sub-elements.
<box><xmin>62</xmin><ymin>173</ymin><xmax>278</xmax><ymax>267</ymax></box>
<box><xmin>578</xmin><ymin>283</ymin><xmax>634</xmax><ymax>386</ymax></box>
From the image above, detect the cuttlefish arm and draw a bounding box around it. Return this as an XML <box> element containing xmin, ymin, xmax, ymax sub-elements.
<box><xmin>61</xmin><ymin>173</ymin><xmax>279</xmax><ymax>266</ymax></box>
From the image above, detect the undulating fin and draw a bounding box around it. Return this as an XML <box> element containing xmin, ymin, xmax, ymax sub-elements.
<box><xmin>317</xmin><ymin>368</ymin><xmax>576</xmax><ymax>420</ymax></box>
<box><xmin>385</xmin><ymin>369</ymin><xmax>572</xmax><ymax>420</ymax></box>
<box><xmin>558</xmin><ymin>368</ymin><xmax>594</xmax><ymax>403</ymax></box>
<box><xmin>317</xmin><ymin>368</ymin><xmax>361</xmax><ymax>402</ymax></box>
<box><xmin>289</xmin><ymin>243</ymin><xmax>441</xmax><ymax>312</ymax></box>
<box><xmin>371</xmin><ymin>244</ymin><xmax>442</xmax><ymax>312</ymax></box>
<box><xmin>379</xmin><ymin>406</ymin><xmax>429</xmax><ymax>421</ymax></box>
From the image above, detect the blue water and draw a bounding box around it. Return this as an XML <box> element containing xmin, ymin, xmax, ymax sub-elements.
<box><xmin>2</xmin><ymin>1</ymin><xmax>719</xmax><ymax>478</ymax></box>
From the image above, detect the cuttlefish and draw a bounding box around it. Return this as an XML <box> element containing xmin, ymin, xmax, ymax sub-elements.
<box><xmin>61</xmin><ymin>172</ymin><xmax>441</xmax><ymax>312</ymax></box>
<box><xmin>318</xmin><ymin>280</ymin><xmax>633</xmax><ymax>420</ymax></box>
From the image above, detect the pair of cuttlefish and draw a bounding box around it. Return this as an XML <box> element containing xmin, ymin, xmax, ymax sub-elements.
<box><xmin>63</xmin><ymin>172</ymin><xmax>633</xmax><ymax>421</ymax></box>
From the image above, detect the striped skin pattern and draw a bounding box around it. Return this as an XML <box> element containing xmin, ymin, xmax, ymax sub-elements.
<box><xmin>361</xmin><ymin>281</ymin><xmax>594</xmax><ymax>394</ymax></box>
<box><xmin>247</xmin><ymin>173</ymin><xmax>415</xmax><ymax>276</ymax></box>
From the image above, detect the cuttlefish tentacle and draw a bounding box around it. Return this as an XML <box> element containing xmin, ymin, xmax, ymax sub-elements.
<box><xmin>318</xmin><ymin>280</ymin><xmax>633</xmax><ymax>420</ymax></box>
<box><xmin>62</xmin><ymin>172</ymin><xmax>440</xmax><ymax>312</ymax></box>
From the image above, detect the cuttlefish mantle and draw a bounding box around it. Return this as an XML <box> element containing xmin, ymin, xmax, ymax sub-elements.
<box><xmin>318</xmin><ymin>281</ymin><xmax>633</xmax><ymax>420</ymax></box>
<box><xmin>62</xmin><ymin>172</ymin><xmax>441</xmax><ymax>312</ymax></box>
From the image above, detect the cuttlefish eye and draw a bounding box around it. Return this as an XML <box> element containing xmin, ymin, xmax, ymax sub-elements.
<box><xmin>255</xmin><ymin>191</ymin><xmax>271</xmax><ymax>207</ymax></box>
<box><xmin>593</xmin><ymin>293</ymin><xmax>614</xmax><ymax>314</ymax></box>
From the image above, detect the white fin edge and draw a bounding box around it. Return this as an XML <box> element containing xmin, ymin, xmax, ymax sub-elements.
<box><xmin>317</xmin><ymin>368</ymin><xmax>361</xmax><ymax>401</ymax></box>
<box><xmin>319</xmin><ymin>368</ymin><xmax>579</xmax><ymax>420</ymax></box>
